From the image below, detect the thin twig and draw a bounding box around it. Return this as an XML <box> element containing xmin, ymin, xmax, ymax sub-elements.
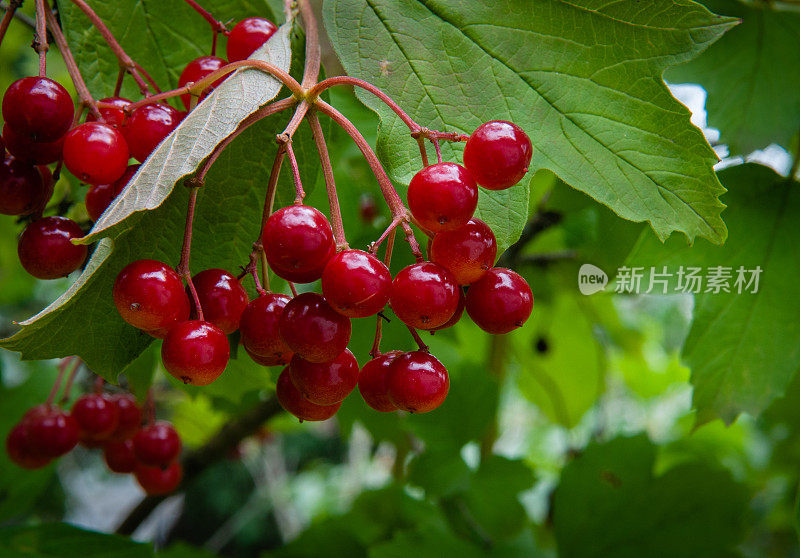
<box><xmin>284</xmin><ymin>140</ymin><xmax>305</xmax><ymax>204</ymax></box>
<box><xmin>34</xmin><ymin>0</ymin><xmax>48</xmax><ymax>76</ymax></box>
<box><xmin>298</xmin><ymin>0</ymin><xmax>320</xmax><ymax>88</ymax></box>
<box><xmin>308</xmin><ymin>111</ymin><xmax>347</xmax><ymax>249</ymax></box>
<box><xmin>177</xmin><ymin>188</ymin><xmax>203</xmax><ymax>321</ymax></box>
<box><xmin>0</xmin><ymin>2</ymin><xmax>30</xmax><ymax>45</ymax></box>
<box><xmin>406</xmin><ymin>326</ymin><xmax>429</xmax><ymax>352</ymax></box>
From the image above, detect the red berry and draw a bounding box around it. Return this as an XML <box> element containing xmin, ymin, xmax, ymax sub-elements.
<box><xmin>2</xmin><ymin>77</ymin><xmax>74</xmax><ymax>142</ymax></box>
<box><xmin>113</xmin><ymin>259</ymin><xmax>191</xmax><ymax>332</ymax></box>
<box><xmin>85</xmin><ymin>164</ymin><xmax>138</xmax><ymax>222</ymax></box>
<box><xmin>408</xmin><ymin>162</ymin><xmax>478</xmax><ymax>232</ymax></box>
<box><xmin>387</xmin><ymin>351</ymin><xmax>449</xmax><ymax>413</ymax></box>
<box><xmin>465</xmin><ymin>268</ymin><xmax>533</xmax><ymax>334</ymax></box>
<box><xmin>431</xmin><ymin>288</ymin><xmax>465</xmax><ymax>331</ymax></box>
<box><xmin>321</xmin><ymin>249</ymin><xmax>391</xmax><ymax>318</ymax></box>
<box><xmin>63</xmin><ymin>122</ymin><xmax>129</xmax><ymax>185</ymax></box>
<box><xmin>71</xmin><ymin>394</ymin><xmax>120</xmax><ymax>444</ymax></box>
<box><xmin>390</xmin><ymin>262</ymin><xmax>459</xmax><ymax>330</ymax></box>
<box><xmin>289</xmin><ymin>348</ymin><xmax>359</xmax><ymax>405</ymax></box>
<box><xmin>226</xmin><ymin>17</ymin><xmax>278</xmax><ymax>62</ymax></box>
<box><xmin>161</xmin><ymin>320</ymin><xmax>230</xmax><ymax>386</ymax></box>
<box><xmin>18</xmin><ymin>216</ymin><xmax>87</xmax><ymax>279</ymax></box>
<box><xmin>23</xmin><ymin>405</ymin><xmax>80</xmax><ymax>458</ymax></box>
<box><xmin>240</xmin><ymin>293</ymin><xmax>293</xmax><ymax>366</ymax></box>
<box><xmin>430</xmin><ymin>218</ymin><xmax>497</xmax><ymax>285</ymax></box>
<box><xmin>125</xmin><ymin>103</ymin><xmax>182</xmax><ymax>162</ymax></box>
<box><xmin>279</xmin><ymin>293</ymin><xmax>351</xmax><ymax>363</ymax></box>
<box><xmin>135</xmin><ymin>461</ymin><xmax>183</xmax><ymax>495</ymax></box>
<box><xmin>359</xmin><ymin>194</ymin><xmax>379</xmax><ymax>224</ymax></box>
<box><xmin>358</xmin><ymin>351</ymin><xmax>402</xmax><ymax>412</ymax></box>
<box><xmin>103</xmin><ymin>439</ymin><xmax>137</xmax><ymax>473</ymax></box>
<box><xmin>133</xmin><ymin>421</ymin><xmax>181</xmax><ymax>467</ymax></box>
<box><xmin>2</xmin><ymin>124</ymin><xmax>63</xmax><ymax>165</ymax></box>
<box><xmin>189</xmin><ymin>269</ymin><xmax>249</xmax><ymax>334</ymax></box>
<box><xmin>178</xmin><ymin>56</ymin><xmax>227</xmax><ymax>109</ymax></box>
<box><xmin>276</xmin><ymin>367</ymin><xmax>340</xmax><ymax>422</ymax></box>
<box><xmin>0</xmin><ymin>157</ymin><xmax>50</xmax><ymax>216</ymax></box>
<box><xmin>463</xmin><ymin>120</ymin><xmax>532</xmax><ymax>190</ymax></box>
<box><xmin>262</xmin><ymin>205</ymin><xmax>336</xmax><ymax>283</ymax></box>
<box><xmin>86</xmin><ymin>97</ymin><xmax>131</xmax><ymax>131</ymax></box>
<box><xmin>109</xmin><ymin>394</ymin><xmax>142</xmax><ymax>440</ymax></box>
<box><xmin>6</xmin><ymin>423</ymin><xmax>51</xmax><ymax>469</ymax></box>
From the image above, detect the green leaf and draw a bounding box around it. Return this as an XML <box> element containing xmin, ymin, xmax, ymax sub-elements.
<box><xmin>627</xmin><ymin>164</ymin><xmax>800</xmax><ymax>424</ymax></box>
<box><xmin>407</xmin><ymin>449</ymin><xmax>471</xmax><ymax>498</ymax></box>
<box><xmin>553</xmin><ymin>434</ymin><xmax>748</xmax><ymax>558</ymax></box>
<box><xmin>325</xmin><ymin>0</ymin><xmax>735</xmax><ymax>246</ymax></box>
<box><xmin>0</xmin><ymin>523</ymin><xmax>152</xmax><ymax>558</ymax></box>
<box><xmin>667</xmin><ymin>0</ymin><xmax>800</xmax><ymax>155</ymax></box>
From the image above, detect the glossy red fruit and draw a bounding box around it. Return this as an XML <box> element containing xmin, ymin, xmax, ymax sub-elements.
<box><xmin>387</xmin><ymin>351</ymin><xmax>449</xmax><ymax>413</ymax></box>
<box><xmin>178</xmin><ymin>56</ymin><xmax>227</xmax><ymax>109</ymax></box>
<box><xmin>240</xmin><ymin>293</ymin><xmax>293</xmax><ymax>366</ymax></box>
<box><xmin>86</xmin><ymin>97</ymin><xmax>131</xmax><ymax>130</ymax></box>
<box><xmin>358</xmin><ymin>351</ymin><xmax>402</xmax><ymax>412</ymax></box>
<box><xmin>85</xmin><ymin>164</ymin><xmax>139</xmax><ymax>222</ymax></box>
<box><xmin>276</xmin><ymin>367</ymin><xmax>340</xmax><ymax>422</ymax></box>
<box><xmin>23</xmin><ymin>405</ymin><xmax>80</xmax><ymax>458</ymax></box>
<box><xmin>2</xmin><ymin>124</ymin><xmax>63</xmax><ymax>165</ymax></box>
<box><xmin>135</xmin><ymin>461</ymin><xmax>183</xmax><ymax>495</ymax></box>
<box><xmin>431</xmin><ymin>288</ymin><xmax>465</xmax><ymax>331</ymax></box>
<box><xmin>133</xmin><ymin>421</ymin><xmax>181</xmax><ymax>467</ymax></box>
<box><xmin>466</xmin><ymin>268</ymin><xmax>533</xmax><ymax>334</ymax></box>
<box><xmin>103</xmin><ymin>439</ymin><xmax>137</xmax><ymax>473</ymax></box>
<box><xmin>190</xmin><ymin>269</ymin><xmax>249</xmax><ymax>334</ymax></box>
<box><xmin>2</xmin><ymin>77</ymin><xmax>74</xmax><ymax>142</ymax></box>
<box><xmin>113</xmin><ymin>259</ymin><xmax>191</xmax><ymax>332</ymax></box>
<box><xmin>408</xmin><ymin>162</ymin><xmax>478</xmax><ymax>232</ymax></box>
<box><xmin>0</xmin><ymin>157</ymin><xmax>50</xmax><ymax>216</ymax></box>
<box><xmin>321</xmin><ymin>249</ymin><xmax>391</xmax><ymax>318</ymax></box>
<box><xmin>18</xmin><ymin>217</ymin><xmax>87</xmax><ymax>279</ymax></box>
<box><xmin>63</xmin><ymin>122</ymin><xmax>129</xmax><ymax>185</ymax></box>
<box><xmin>226</xmin><ymin>17</ymin><xmax>278</xmax><ymax>62</ymax></box>
<box><xmin>162</xmin><ymin>320</ymin><xmax>230</xmax><ymax>386</ymax></box>
<box><xmin>6</xmin><ymin>422</ymin><xmax>51</xmax><ymax>469</ymax></box>
<box><xmin>109</xmin><ymin>394</ymin><xmax>142</xmax><ymax>441</ymax></box>
<box><xmin>71</xmin><ymin>394</ymin><xmax>120</xmax><ymax>444</ymax></box>
<box><xmin>125</xmin><ymin>103</ymin><xmax>182</xmax><ymax>162</ymax></box>
<box><xmin>262</xmin><ymin>205</ymin><xmax>336</xmax><ymax>283</ymax></box>
<box><xmin>390</xmin><ymin>262</ymin><xmax>459</xmax><ymax>330</ymax></box>
<box><xmin>463</xmin><ymin>120</ymin><xmax>532</xmax><ymax>190</ymax></box>
<box><xmin>279</xmin><ymin>293</ymin><xmax>351</xmax><ymax>363</ymax></box>
<box><xmin>289</xmin><ymin>349</ymin><xmax>359</xmax><ymax>405</ymax></box>
<box><xmin>430</xmin><ymin>218</ymin><xmax>497</xmax><ymax>285</ymax></box>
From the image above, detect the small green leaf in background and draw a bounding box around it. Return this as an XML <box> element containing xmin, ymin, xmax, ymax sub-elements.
<box><xmin>0</xmin><ymin>523</ymin><xmax>151</xmax><ymax>558</ymax></box>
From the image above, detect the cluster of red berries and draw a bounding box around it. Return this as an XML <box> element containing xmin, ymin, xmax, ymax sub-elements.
<box><xmin>6</xmin><ymin>392</ymin><xmax>183</xmax><ymax>495</ymax></box>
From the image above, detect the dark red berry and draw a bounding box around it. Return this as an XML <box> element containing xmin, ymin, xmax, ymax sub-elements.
<box><xmin>103</xmin><ymin>439</ymin><xmax>137</xmax><ymax>473</ymax></box>
<box><xmin>262</xmin><ymin>205</ymin><xmax>336</xmax><ymax>283</ymax></box>
<box><xmin>2</xmin><ymin>77</ymin><xmax>74</xmax><ymax>142</ymax></box>
<box><xmin>113</xmin><ymin>259</ymin><xmax>191</xmax><ymax>333</ymax></box>
<box><xmin>387</xmin><ymin>351</ymin><xmax>449</xmax><ymax>413</ymax></box>
<box><xmin>71</xmin><ymin>394</ymin><xmax>120</xmax><ymax>444</ymax></box>
<box><xmin>431</xmin><ymin>288</ymin><xmax>465</xmax><ymax>331</ymax></box>
<box><xmin>358</xmin><ymin>351</ymin><xmax>402</xmax><ymax>412</ymax></box>
<box><xmin>240</xmin><ymin>293</ymin><xmax>293</xmax><ymax>366</ymax></box>
<box><xmin>2</xmin><ymin>124</ymin><xmax>63</xmax><ymax>165</ymax></box>
<box><xmin>465</xmin><ymin>268</ymin><xmax>533</xmax><ymax>334</ymax></box>
<box><xmin>23</xmin><ymin>405</ymin><xmax>80</xmax><ymax>458</ymax></box>
<box><xmin>276</xmin><ymin>367</ymin><xmax>340</xmax><ymax>422</ymax></box>
<box><xmin>189</xmin><ymin>269</ymin><xmax>249</xmax><ymax>334</ymax></box>
<box><xmin>289</xmin><ymin>348</ymin><xmax>359</xmax><ymax>405</ymax></box>
<box><xmin>390</xmin><ymin>262</ymin><xmax>459</xmax><ymax>330</ymax></box>
<box><xmin>6</xmin><ymin>422</ymin><xmax>51</xmax><ymax>469</ymax></box>
<box><xmin>135</xmin><ymin>461</ymin><xmax>183</xmax><ymax>495</ymax></box>
<box><xmin>86</xmin><ymin>97</ymin><xmax>131</xmax><ymax>130</ymax></box>
<box><xmin>109</xmin><ymin>394</ymin><xmax>142</xmax><ymax>441</ymax></box>
<box><xmin>18</xmin><ymin>216</ymin><xmax>87</xmax><ymax>279</ymax></box>
<box><xmin>463</xmin><ymin>120</ymin><xmax>532</xmax><ymax>190</ymax></box>
<box><xmin>125</xmin><ymin>103</ymin><xmax>182</xmax><ymax>162</ymax></box>
<box><xmin>85</xmin><ymin>164</ymin><xmax>139</xmax><ymax>222</ymax></box>
<box><xmin>408</xmin><ymin>162</ymin><xmax>478</xmax><ymax>232</ymax></box>
<box><xmin>133</xmin><ymin>421</ymin><xmax>181</xmax><ymax>467</ymax></box>
<box><xmin>178</xmin><ymin>56</ymin><xmax>227</xmax><ymax>109</ymax></box>
<box><xmin>226</xmin><ymin>17</ymin><xmax>279</xmax><ymax>62</ymax></box>
<box><xmin>0</xmin><ymin>157</ymin><xmax>50</xmax><ymax>216</ymax></box>
<box><xmin>279</xmin><ymin>293</ymin><xmax>351</xmax><ymax>363</ymax></box>
<box><xmin>359</xmin><ymin>194</ymin><xmax>379</xmax><ymax>224</ymax></box>
<box><xmin>430</xmin><ymin>218</ymin><xmax>497</xmax><ymax>285</ymax></box>
<box><xmin>63</xmin><ymin>122</ymin><xmax>129</xmax><ymax>185</ymax></box>
<box><xmin>321</xmin><ymin>249</ymin><xmax>391</xmax><ymax>318</ymax></box>
<box><xmin>162</xmin><ymin>320</ymin><xmax>230</xmax><ymax>386</ymax></box>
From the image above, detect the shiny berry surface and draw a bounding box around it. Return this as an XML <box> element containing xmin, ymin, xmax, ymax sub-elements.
<box><xmin>71</xmin><ymin>394</ymin><xmax>120</xmax><ymax>443</ymax></box>
<box><xmin>63</xmin><ymin>122</ymin><xmax>129</xmax><ymax>185</ymax></box>
<box><xmin>431</xmin><ymin>288</ymin><xmax>465</xmax><ymax>331</ymax></box>
<box><xmin>407</xmin><ymin>162</ymin><xmax>478</xmax><ymax>232</ymax></box>
<box><xmin>463</xmin><ymin>120</ymin><xmax>532</xmax><ymax>190</ymax></box>
<box><xmin>3</xmin><ymin>124</ymin><xmax>63</xmax><ymax>165</ymax></box>
<box><xmin>6</xmin><ymin>423</ymin><xmax>51</xmax><ymax>469</ymax></box>
<box><xmin>178</xmin><ymin>56</ymin><xmax>227</xmax><ymax>109</ymax></box>
<box><xmin>321</xmin><ymin>249</ymin><xmax>391</xmax><ymax>318</ymax></box>
<box><xmin>0</xmin><ymin>157</ymin><xmax>49</xmax><ymax>216</ymax></box>
<box><xmin>85</xmin><ymin>164</ymin><xmax>139</xmax><ymax>222</ymax></box>
<box><xmin>18</xmin><ymin>216</ymin><xmax>87</xmax><ymax>279</ymax></box>
<box><xmin>358</xmin><ymin>351</ymin><xmax>402</xmax><ymax>412</ymax></box>
<box><xmin>135</xmin><ymin>461</ymin><xmax>183</xmax><ymax>495</ymax></box>
<box><xmin>279</xmin><ymin>293</ymin><xmax>351</xmax><ymax>363</ymax></box>
<box><xmin>2</xmin><ymin>77</ymin><xmax>74</xmax><ymax>142</ymax></box>
<box><xmin>387</xmin><ymin>351</ymin><xmax>449</xmax><ymax>413</ymax></box>
<box><xmin>162</xmin><ymin>320</ymin><xmax>230</xmax><ymax>386</ymax></box>
<box><xmin>226</xmin><ymin>17</ymin><xmax>279</xmax><ymax>62</ymax></box>
<box><xmin>465</xmin><ymin>268</ymin><xmax>533</xmax><ymax>334</ymax></box>
<box><xmin>103</xmin><ymin>439</ymin><xmax>137</xmax><ymax>473</ymax></box>
<box><xmin>190</xmin><ymin>269</ymin><xmax>249</xmax><ymax>334</ymax></box>
<box><xmin>109</xmin><ymin>394</ymin><xmax>142</xmax><ymax>440</ymax></box>
<box><xmin>276</xmin><ymin>367</ymin><xmax>340</xmax><ymax>422</ymax></box>
<box><xmin>125</xmin><ymin>103</ymin><xmax>182</xmax><ymax>162</ymax></box>
<box><xmin>86</xmin><ymin>97</ymin><xmax>131</xmax><ymax>131</ymax></box>
<box><xmin>262</xmin><ymin>205</ymin><xmax>336</xmax><ymax>283</ymax></box>
<box><xmin>289</xmin><ymin>348</ymin><xmax>359</xmax><ymax>405</ymax></box>
<box><xmin>389</xmin><ymin>262</ymin><xmax>459</xmax><ymax>330</ymax></box>
<box><xmin>240</xmin><ymin>293</ymin><xmax>292</xmax><ymax>366</ymax></box>
<box><xmin>23</xmin><ymin>405</ymin><xmax>80</xmax><ymax>458</ymax></box>
<box><xmin>133</xmin><ymin>421</ymin><xmax>181</xmax><ymax>467</ymax></box>
<box><xmin>430</xmin><ymin>218</ymin><xmax>497</xmax><ymax>285</ymax></box>
<box><xmin>113</xmin><ymin>259</ymin><xmax>190</xmax><ymax>332</ymax></box>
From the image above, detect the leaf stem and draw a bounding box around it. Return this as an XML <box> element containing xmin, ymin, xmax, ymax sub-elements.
<box><xmin>308</xmin><ymin>111</ymin><xmax>347</xmax><ymax>249</ymax></box>
<box><xmin>177</xmin><ymin>187</ymin><xmax>203</xmax><ymax>321</ymax></box>
<box><xmin>34</xmin><ymin>0</ymin><xmax>48</xmax><ymax>76</ymax></box>
<box><xmin>0</xmin><ymin>1</ymin><xmax>24</xmax><ymax>49</ymax></box>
